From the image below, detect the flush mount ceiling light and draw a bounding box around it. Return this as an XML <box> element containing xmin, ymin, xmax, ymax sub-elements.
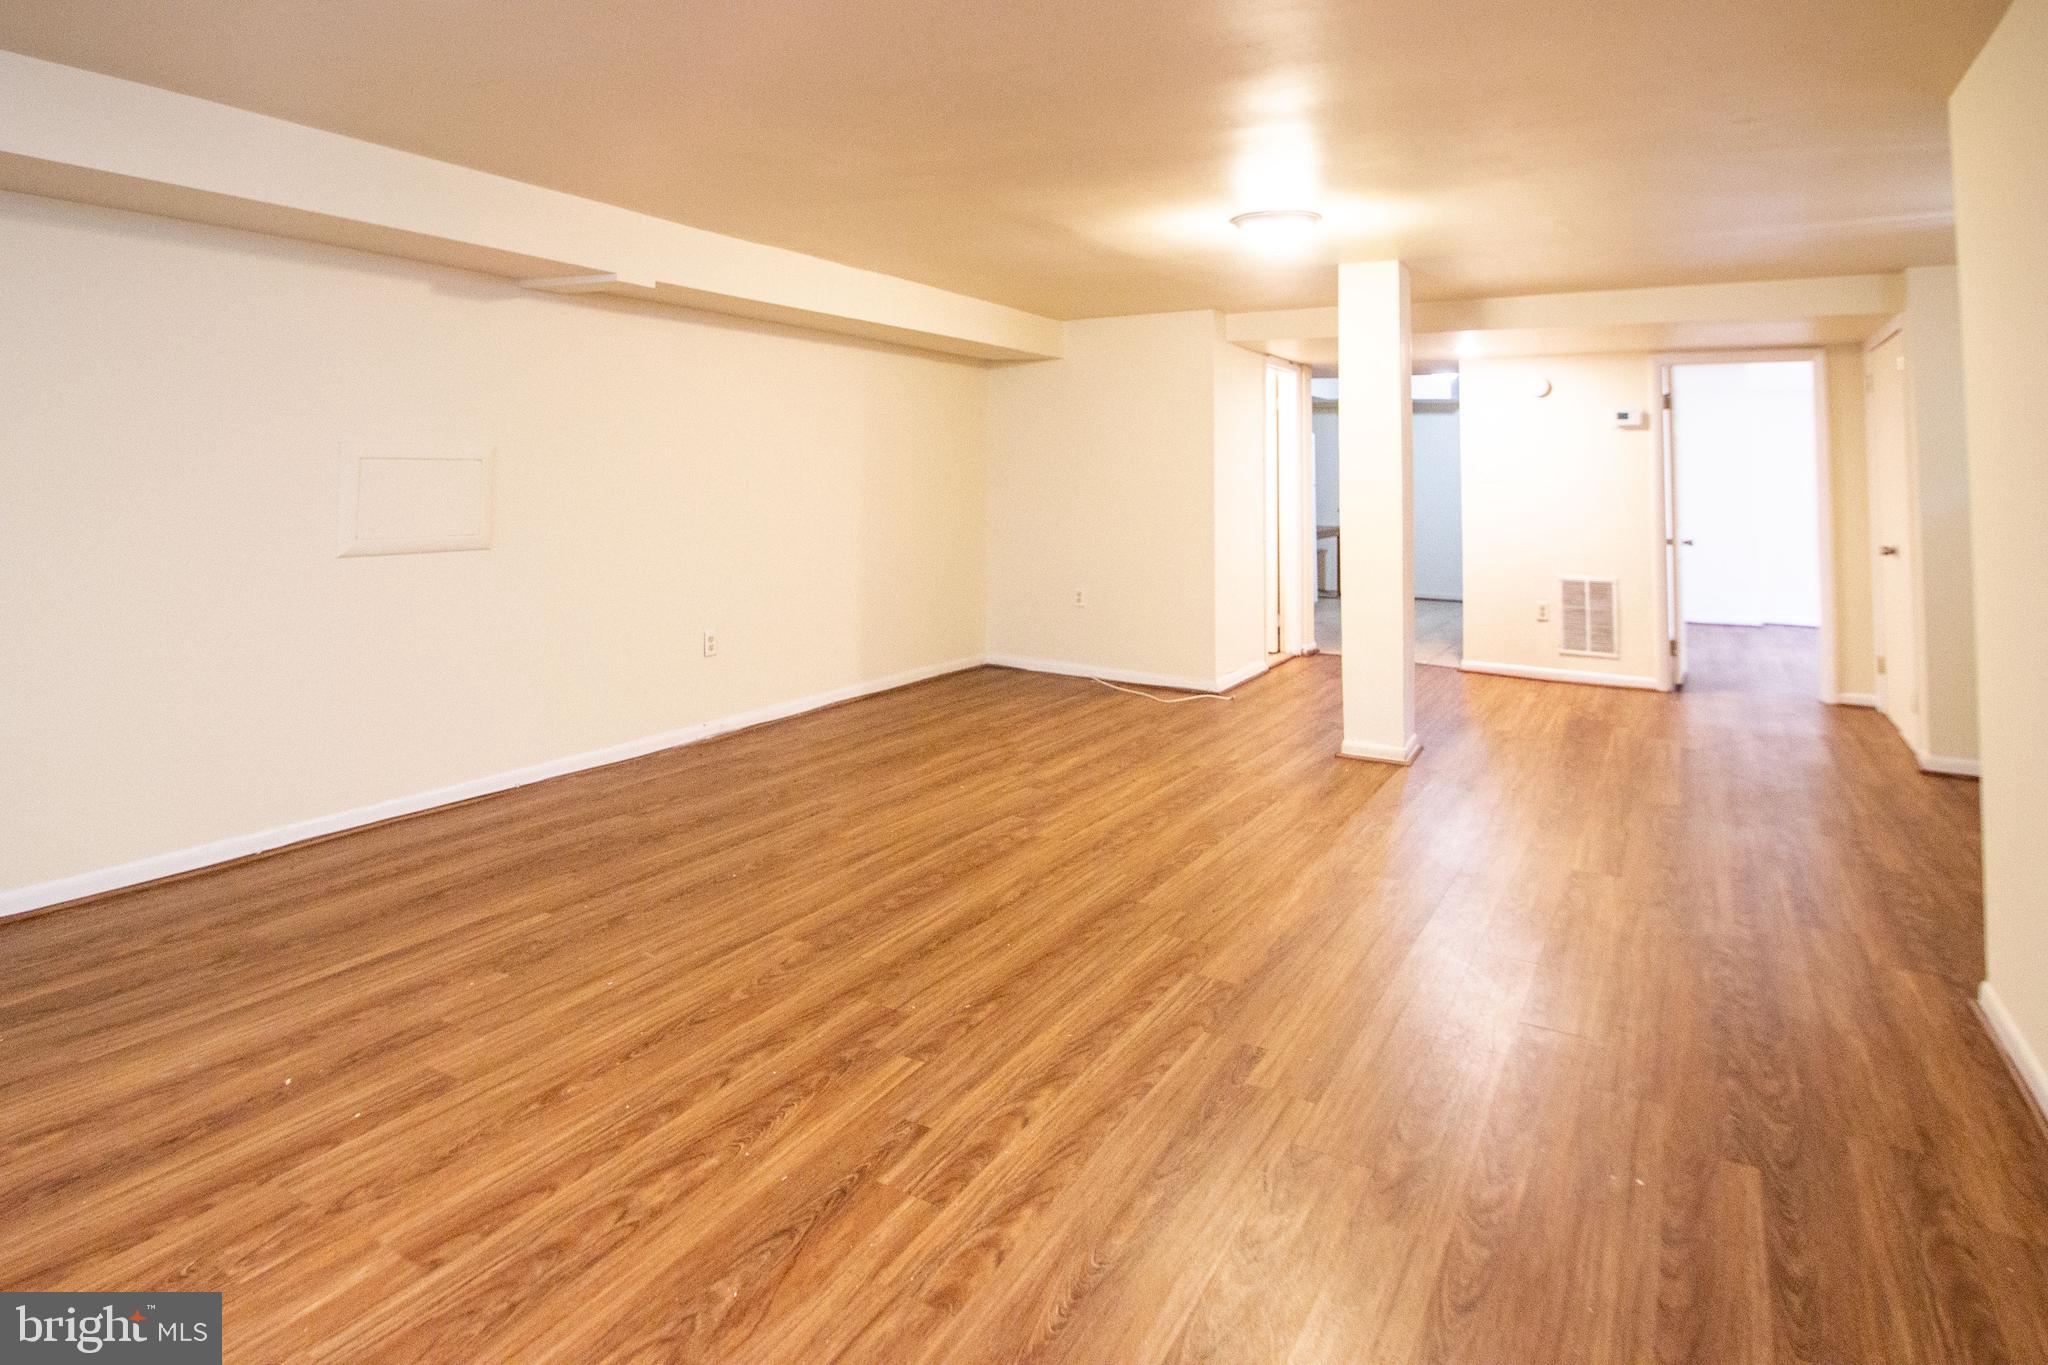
<box><xmin>1229</xmin><ymin>209</ymin><xmax>1322</xmax><ymax>254</ymax></box>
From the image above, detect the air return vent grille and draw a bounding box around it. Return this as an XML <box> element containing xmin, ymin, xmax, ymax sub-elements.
<box><xmin>1560</xmin><ymin>578</ymin><xmax>1619</xmax><ymax>658</ymax></box>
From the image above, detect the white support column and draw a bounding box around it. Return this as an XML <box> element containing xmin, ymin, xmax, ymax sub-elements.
<box><xmin>1337</xmin><ymin>261</ymin><xmax>1419</xmax><ymax>763</ymax></box>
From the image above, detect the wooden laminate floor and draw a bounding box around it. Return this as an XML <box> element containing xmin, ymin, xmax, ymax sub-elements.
<box><xmin>5</xmin><ymin>626</ymin><xmax>2045</xmax><ymax>1362</ymax></box>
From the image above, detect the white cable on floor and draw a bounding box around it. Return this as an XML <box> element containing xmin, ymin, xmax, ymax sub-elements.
<box><xmin>1089</xmin><ymin>677</ymin><xmax>1233</xmax><ymax>704</ymax></box>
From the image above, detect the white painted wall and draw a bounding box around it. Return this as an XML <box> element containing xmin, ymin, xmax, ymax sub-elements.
<box><xmin>1412</xmin><ymin>408</ymin><xmax>1464</xmax><ymax>600</ymax></box>
<box><xmin>0</xmin><ymin>191</ymin><xmax>988</xmax><ymax>893</ymax></box>
<box><xmin>1213</xmin><ymin>340</ymin><xmax>1271</xmax><ymax>680</ymax></box>
<box><xmin>0</xmin><ymin>167</ymin><xmax>1912</xmax><ymax>917</ymax></box>
<box><xmin>1825</xmin><ymin>345</ymin><xmax>1876</xmax><ymax>698</ymax></box>
<box><xmin>983</xmin><ymin>312</ymin><xmax>1267</xmax><ymax>688</ymax></box>
<box><xmin>1458</xmin><ymin>348</ymin><xmax>1874</xmax><ymax>693</ymax></box>
<box><xmin>1671</xmin><ymin>361</ymin><xmax>1821</xmax><ymax>628</ymax></box>
<box><xmin>1951</xmin><ymin>0</ymin><xmax>2048</xmax><ymax>1108</ymax></box>
<box><xmin>1459</xmin><ymin>355</ymin><xmax>1665</xmax><ymax>684</ymax></box>
<box><xmin>1902</xmin><ymin>265</ymin><xmax>1979</xmax><ymax>764</ymax></box>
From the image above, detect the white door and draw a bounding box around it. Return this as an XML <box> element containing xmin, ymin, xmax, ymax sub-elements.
<box><xmin>1866</xmin><ymin>331</ymin><xmax>1921</xmax><ymax>750</ymax></box>
<box><xmin>1661</xmin><ymin>372</ymin><xmax>1687</xmax><ymax>686</ymax></box>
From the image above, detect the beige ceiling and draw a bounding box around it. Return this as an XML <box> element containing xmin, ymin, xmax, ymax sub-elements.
<box><xmin>0</xmin><ymin>0</ymin><xmax>2007</xmax><ymax>319</ymax></box>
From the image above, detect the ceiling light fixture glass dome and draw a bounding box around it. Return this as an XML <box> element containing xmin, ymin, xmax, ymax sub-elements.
<box><xmin>1229</xmin><ymin>209</ymin><xmax>1322</xmax><ymax>254</ymax></box>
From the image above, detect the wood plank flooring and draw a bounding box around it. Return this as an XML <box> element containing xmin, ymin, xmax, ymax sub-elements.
<box><xmin>4</xmin><ymin>624</ymin><xmax>2044</xmax><ymax>1362</ymax></box>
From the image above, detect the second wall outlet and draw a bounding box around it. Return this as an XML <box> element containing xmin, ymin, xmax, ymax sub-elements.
<box><xmin>1536</xmin><ymin>602</ymin><xmax>1549</xmax><ymax>622</ymax></box>
<box><xmin>1073</xmin><ymin>589</ymin><xmax>1086</xmax><ymax>608</ymax></box>
<box><xmin>703</xmin><ymin>629</ymin><xmax>718</xmax><ymax>657</ymax></box>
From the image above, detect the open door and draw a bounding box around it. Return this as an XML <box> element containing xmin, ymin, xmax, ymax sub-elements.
<box><xmin>1660</xmin><ymin>368</ymin><xmax>1688</xmax><ymax>688</ymax></box>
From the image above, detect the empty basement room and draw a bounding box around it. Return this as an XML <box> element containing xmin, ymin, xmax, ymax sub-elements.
<box><xmin>5</xmin><ymin>0</ymin><xmax>2048</xmax><ymax>1360</ymax></box>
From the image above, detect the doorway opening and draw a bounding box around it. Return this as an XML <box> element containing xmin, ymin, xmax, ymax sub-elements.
<box><xmin>1411</xmin><ymin>369</ymin><xmax>1464</xmax><ymax>667</ymax></box>
<box><xmin>1306</xmin><ymin>370</ymin><xmax>1462</xmax><ymax>664</ymax></box>
<box><xmin>1310</xmin><ymin>377</ymin><xmax>1341</xmax><ymax>652</ymax></box>
<box><xmin>1658</xmin><ymin>353</ymin><xmax>1832</xmax><ymax>699</ymax></box>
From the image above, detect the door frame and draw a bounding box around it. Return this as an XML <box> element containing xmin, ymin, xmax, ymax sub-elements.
<box><xmin>1266</xmin><ymin>358</ymin><xmax>1316</xmax><ymax>657</ymax></box>
<box><xmin>1651</xmin><ymin>348</ymin><xmax>1838</xmax><ymax>703</ymax></box>
<box><xmin>1658</xmin><ymin>363</ymin><xmax>1688</xmax><ymax>688</ymax></box>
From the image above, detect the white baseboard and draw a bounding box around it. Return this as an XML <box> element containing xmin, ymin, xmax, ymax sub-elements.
<box><xmin>0</xmin><ymin>655</ymin><xmax>985</xmax><ymax>922</ymax></box>
<box><xmin>1339</xmin><ymin>734</ymin><xmax>1422</xmax><ymax>765</ymax></box>
<box><xmin>1213</xmin><ymin>659</ymin><xmax>1271</xmax><ymax>692</ymax></box>
<box><xmin>1829</xmin><ymin>692</ymin><xmax>1878</xmax><ymax>708</ymax></box>
<box><xmin>984</xmin><ymin>653</ymin><xmax>1245</xmax><ymax>695</ymax></box>
<box><xmin>1458</xmin><ymin>659</ymin><xmax>1663</xmax><ymax>691</ymax></box>
<box><xmin>1917</xmin><ymin>753</ymin><xmax>1981</xmax><ymax>778</ymax></box>
<box><xmin>1979</xmin><ymin>981</ymin><xmax>2048</xmax><ymax>1129</ymax></box>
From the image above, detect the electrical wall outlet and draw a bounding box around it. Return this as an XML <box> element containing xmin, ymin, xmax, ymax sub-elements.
<box><xmin>702</xmin><ymin>629</ymin><xmax>718</xmax><ymax>658</ymax></box>
<box><xmin>1073</xmin><ymin>589</ymin><xmax>1086</xmax><ymax>608</ymax></box>
<box><xmin>1536</xmin><ymin>602</ymin><xmax>1549</xmax><ymax>622</ymax></box>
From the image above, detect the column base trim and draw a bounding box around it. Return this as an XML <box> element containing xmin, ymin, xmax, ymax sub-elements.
<box><xmin>1338</xmin><ymin>735</ymin><xmax>1422</xmax><ymax>765</ymax></box>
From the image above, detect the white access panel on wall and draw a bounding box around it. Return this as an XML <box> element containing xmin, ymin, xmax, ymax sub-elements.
<box><xmin>338</xmin><ymin>446</ymin><xmax>494</xmax><ymax>557</ymax></box>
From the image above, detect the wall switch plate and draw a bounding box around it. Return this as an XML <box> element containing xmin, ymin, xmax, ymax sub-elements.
<box><xmin>1612</xmin><ymin>408</ymin><xmax>1649</xmax><ymax>428</ymax></box>
<box><xmin>703</xmin><ymin>630</ymin><xmax>718</xmax><ymax>658</ymax></box>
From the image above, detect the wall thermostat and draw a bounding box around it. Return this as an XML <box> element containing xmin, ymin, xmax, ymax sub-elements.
<box><xmin>1612</xmin><ymin>408</ymin><xmax>1648</xmax><ymax>428</ymax></box>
